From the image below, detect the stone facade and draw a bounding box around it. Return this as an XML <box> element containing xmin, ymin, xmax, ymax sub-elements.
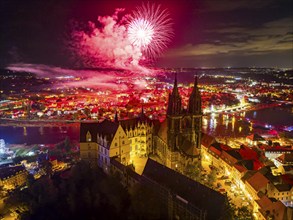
<box><xmin>155</xmin><ymin>74</ymin><xmax>202</xmax><ymax>173</ymax></box>
<box><xmin>80</xmin><ymin>74</ymin><xmax>203</xmax><ymax>175</ymax></box>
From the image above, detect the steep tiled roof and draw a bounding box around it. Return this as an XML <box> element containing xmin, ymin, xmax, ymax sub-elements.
<box><xmin>80</xmin><ymin>122</ymin><xmax>99</xmax><ymax>142</ymax></box>
<box><xmin>110</xmin><ymin>158</ymin><xmax>141</xmax><ymax>182</ymax></box>
<box><xmin>209</xmin><ymin>146</ymin><xmax>222</xmax><ymax>156</ymax></box>
<box><xmin>119</xmin><ymin>113</ymin><xmax>152</xmax><ymax>130</ymax></box>
<box><xmin>246</xmin><ymin>172</ymin><xmax>269</xmax><ymax>192</ymax></box>
<box><xmin>256</xmin><ymin>195</ymin><xmax>271</xmax><ymax>210</ymax></box>
<box><xmin>201</xmin><ymin>133</ymin><xmax>215</xmax><ymax>148</ymax></box>
<box><xmin>80</xmin><ymin>120</ymin><xmax>119</xmax><ymax>143</ymax></box>
<box><xmin>142</xmin><ymin>159</ymin><xmax>226</xmax><ymax>220</ymax></box>
<box><xmin>221</xmin><ymin>150</ymin><xmax>242</xmax><ymax>165</ymax></box>
<box><xmin>256</xmin><ymin>196</ymin><xmax>287</xmax><ymax>220</ymax></box>
<box><xmin>234</xmin><ymin>164</ymin><xmax>248</xmax><ymax>174</ymax></box>
<box><xmin>98</xmin><ymin>120</ymin><xmax>119</xmax><ymax>137</ymax></box>
<box><xmin>0</xmin><ymin>166</ymin><xmax>26</xmax><ymax>179</ymax></box>
<box><xmin>276</xmin><ymin>153</ymin><xmax>293</xmax><ymax>164</ymax></box>
<box><xmin>274</xmin><ymin>184</ymin><xmax>292</xmax><ymax>192</ymax></box>
<box><xmin>247</xmin><ymin>133</ymin><xmax>265</xmax><ymax>141</ymax></box>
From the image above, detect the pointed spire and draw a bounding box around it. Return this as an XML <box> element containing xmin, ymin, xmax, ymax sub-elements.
<box><xmin>172</xmin><ymin>72</ymin><xmax>179</xmax><ymax>95</ymax></box>
<box><xmin>139</xmin><ymin>104</ymin><xmax>146</xmax><ymax>119</ymax></box>
<box><xmin>194</xmin><ymin>75</ymin><xmax>198</xmax><ymax>87</ymax></box>
<box><xmin>167</xmin><ymin>73</ymin><xmax>182</xmax><ymax>115</ymax></box>
<box><xmin>114</xmin><ymin>110</ymin><xmax>119</xmax><ymax>123</ymax></box>
<box><xmin>188</xmin><ymin>75</ymin><xmax>202</xmax><ymax>114</ymax></box>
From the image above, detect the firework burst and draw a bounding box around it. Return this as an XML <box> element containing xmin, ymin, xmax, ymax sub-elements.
<box><xmin>128</xmin><ymin>3</ymin><xmax>173</xmax><ymax>59</ymax></box>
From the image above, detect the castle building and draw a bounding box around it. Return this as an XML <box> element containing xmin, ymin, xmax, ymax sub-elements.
<box><xmin>80</xmin><ymin>74</ymin><xmax>202</xmax><ymax>174</ymax></box>
<box><xmin>118</xmin><ymin>108</ymin><xmax>154</xmax><ymax>158</ymax></box>
<box><xmin>0</xmin><ymin>166</ymin><xmax>28</xmax><ymax>190</ymax></box>
<box><xmin>80</xmin><ymin>120</ymin><xmax>130</xmax><ymax>172</ymax></box>
<box><xmin>80</xmin><ymin>109</ymin><xmax>154</xmax><ymax>171</ymax></box>
<box><xmin>154</xmin><ymin>74</ymin><xmax>202</xmax><ymax>173</ymax></box>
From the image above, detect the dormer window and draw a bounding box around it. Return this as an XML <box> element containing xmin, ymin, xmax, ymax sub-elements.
<box><xmin>86</xmin><ymin>131</ymin><xmax>92</xmax><ymax>142</ymax></box>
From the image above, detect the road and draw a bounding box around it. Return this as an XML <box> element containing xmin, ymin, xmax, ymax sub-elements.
<box><xmin>201</xmin><ymin>157</ymin><xmax>253</xmax><ymax>210</ymax></box>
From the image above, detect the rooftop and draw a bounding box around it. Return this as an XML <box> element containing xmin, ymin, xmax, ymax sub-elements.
<box><xmin>0</xmin><ymin>165</ymin><xmax>26</xmax><ymax>179</ymax></box>
<box><xmin>142</xmin><ymin>159</ymin><xmax>226</xmax><ymax>220</ymax></box>
<box><xmin>246</xmin><ymin>172</ymin><xmax>269</xmax><ymax>192</ymax></box>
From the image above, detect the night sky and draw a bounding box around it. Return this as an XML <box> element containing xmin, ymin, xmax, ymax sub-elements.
<box><xmin>0</xmin><ymin>0</ymin><xmax>292</xmax><ymax>68</ymax></box>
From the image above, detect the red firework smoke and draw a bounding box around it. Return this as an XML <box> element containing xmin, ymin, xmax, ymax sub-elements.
<box><xmin>70</xmin><ymin>4</ymin><xmax>173</xmax><ymax>72</ymax></box>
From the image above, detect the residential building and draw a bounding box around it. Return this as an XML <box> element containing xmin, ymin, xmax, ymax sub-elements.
<box><xmin>267</xmin><ymin>183</ymin><xmax>293</xmax><ymax>207</ymax></box>
<box><xmin>0</xmin><ymin>166</ymin><xmax>28</xmax><ymax>190</ymax></box>
<box><xmin>246</xmin><ymin>133</ymin><xmax>265</xmax><ymax>146</ymax></box>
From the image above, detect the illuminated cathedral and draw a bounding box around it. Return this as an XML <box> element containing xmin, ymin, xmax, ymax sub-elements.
<box><xmin>154</xmin><ymin>74</ymin><xmax>202</xmax><ymax>173</ymax></box>
<box><xmin>80</xmin><ymin>74</ymin><xmax>202</xmax><ymax>174</ymax></box>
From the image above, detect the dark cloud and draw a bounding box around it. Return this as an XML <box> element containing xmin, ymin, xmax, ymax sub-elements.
<box><xmin>0</xmin><ymin>0</ymin><xmax>292</xmax><ymax>68</ymax></box>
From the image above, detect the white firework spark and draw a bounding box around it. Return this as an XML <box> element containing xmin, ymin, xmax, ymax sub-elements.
<box><xmin>128</xmin><ymin>3</ymin><xmax>173</xmax><ymax>59</ymax></box>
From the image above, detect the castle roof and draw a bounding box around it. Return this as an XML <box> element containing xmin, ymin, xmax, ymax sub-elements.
<box><xmin>0</xmin><ymin>166</ymin><xmax>26</xmax><ymax>180</ymax></box>
<box><xmin>80</xmin><ymin>120</ymin><xmax>119</xmax><ymax>143</ymax></box>
<box><xmin>119</xmin><ymin>113</ymin><xmax>152</xmax><ymax>130</ymax></box>
<box><xmin>142</xmin><ymin>159</ymin><xmax>226</xmax><ymax>220</ymax></box>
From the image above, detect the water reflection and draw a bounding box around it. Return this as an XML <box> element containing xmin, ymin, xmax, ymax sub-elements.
<box><xmin>39</xmin><ymin>127</ymin><xmax>44</xmax><ymax>136</ymax></box>
<box><xmin>23</xmin><ymin>127</ymin><xmax>27</xmax><ymax>136</ymax></box>
<box><xmin>203</xmin><ymin>113</ymin><xmax>251</xmax><ymax>138</ymax></box>
<box><xmin>0</xmin><ymin>125</ymin><xmax>80</xmax><ymax>144</ymax></box>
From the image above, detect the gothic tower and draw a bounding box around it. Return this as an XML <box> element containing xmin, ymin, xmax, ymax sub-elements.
<box><xmin>187</xmin><ymin>76</ymin><xmax>202</xmax><ymax>150</ymax></box>
<box><xmin>167</xmin><ymin>73</ymin><xmax>182</xmax><ymax>150</ymax></box>
<box><xmin>166</xmin><ymin>74</ymin><xmax>202</xmax><ymax>152</ymax></box>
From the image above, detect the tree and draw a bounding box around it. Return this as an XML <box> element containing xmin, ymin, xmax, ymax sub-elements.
<box><xmin>236</xmin><ymin>206</ymin><xmax>253</xmax><ymax>219</ymax></box>
<box><xmin>207</xmin><ymin>169</ymin><xmax>217</xmax><ymax>186</ymax></box>
<box><xmin>129</xmin><ymin>184</ymin><xmax>164</xmax><ymax>219</ymax></box>
<box><xmin>26</xmin><ymin>174</ymin><xmax>35</xmax><ymax>188</ymax></box>
<box><xmin>184</xmin><ymin>162</ymin><xmax>201</xmax><ymax>181</ymax></box>
<box><xmin>64</xmin><ymin>136</ymin><xmax>71</xmax><ymax>152</ymax></box>
<box><xmin>221</xmin><ymin>194</ymin><xmax>236</xmax><ymax>220</ymax></box>
<box><xmin>221</xmin><ymin>195</ymin><xmax>253</xmax><ymax>220</ymax></box>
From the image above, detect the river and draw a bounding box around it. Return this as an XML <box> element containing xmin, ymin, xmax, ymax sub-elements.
<box><xmin>0</xmin><ymin>106</ymin><xmax>292</xmax><ymax>145</ymax></box>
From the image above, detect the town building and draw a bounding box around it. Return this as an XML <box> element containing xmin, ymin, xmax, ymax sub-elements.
<box><xmin>0</xmin><ymin>165</ymin><xmax>28</xmax><ymax>190</ymax></box>
<box><xmin>246</xmin><ymin>133</ymin><xmax>265</xmax><ymax>146</ymax></box>
<box><xmin>267</xmin><ymin>183</ymin><xmax>293</xmax><ymax>207</ymax></box>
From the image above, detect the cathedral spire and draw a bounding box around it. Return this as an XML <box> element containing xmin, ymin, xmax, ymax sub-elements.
<box><xmin>172</xmin><ymin>72</ymin><xmax>180</xmax><ymax>96</ymax></box>
<box><xmin>188</xmin><ymin>75</ymin><xmax>202</xmax><ymax>114</ymax></box>
<box><xmin>194</xmin><ymin>75</ymin><xmax>198</xmax><ymax>87</ymax></box>
<box><xmin>167</xmin><ymin>72</ymin><xmax>182</xmax><ymax>115</ymax></box>
<box><xmin>139</xmin><ymin>104</ymin><xmax>146</xmax><ymax>119</ymax></box>
<box><xmin>114</xmin><ymin>110</ymin><xmax>119</xmax><ymax>123</ymax></box>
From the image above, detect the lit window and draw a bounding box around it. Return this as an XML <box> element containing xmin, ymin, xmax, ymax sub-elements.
<box><xmin>86</xmin><ymin>131</ymin><xmax>92</xmax><ymax>142</ymax></box>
